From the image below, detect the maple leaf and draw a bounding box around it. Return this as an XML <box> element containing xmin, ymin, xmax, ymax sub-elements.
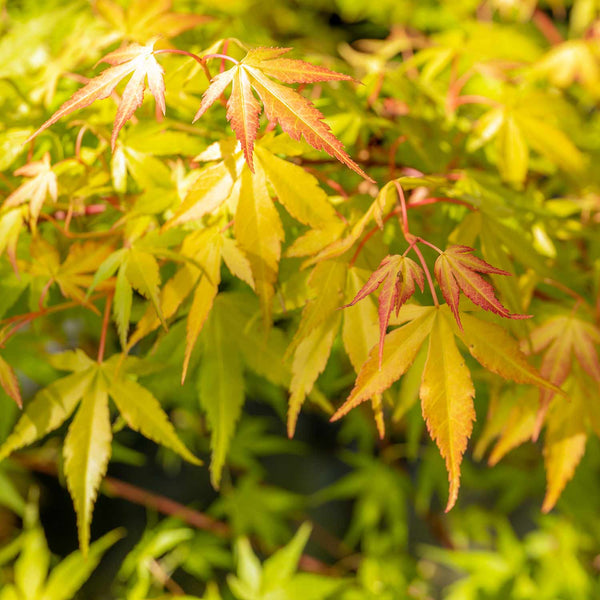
<box><xmin>527</xmin><ymin>313</ymin><xmax>600</xmax><ymax>433</ymax></box>
<box><xmin>0</xmin><ymin>350</ymin><xmax>199</xmax><ymax>553</ymax></box>
<box><xmin>332</xmin><ymin>305</ymin><xmax>558</xmax><ymax>510</ymax></box>
<box><xmin>26</xmin><ymin>39</ymin><xmax>166</xmax><ymax>151</ymax></box>
<box><xmin>345</xmin><ymin>254</ymin><xmax>424</xmax><ymax>366</ymax></box>
<box><xmin>89</xmin><ymin>245</ymin><xmax>166</xmax><ymax>347</ymax></box>
<box><xmin>0</xmin><ymin>355</ymin><xmax>22</xmax><ymax>408</ymax></box>
<box><xmin>24</xmin><ymin>239</ymin><xmax>112</xmax><ymax>306</ymax></box>
<box><xmin>234</xmin><ymin>165</ymin><xmax>284</xmax><ymax>326</ymax></box>
<box><xmin>542</xmin><ymin>377</ymin><xmax>588</xmax><ymax>513</ymax></box>
<box><xmin>193</xmin><ymin>47</ymin><xmax>373</xmax><ymax>181</ymax></box>
<box><xmin>94</xmin><ymin>0</ymin><xmax>210</xmax><ymax>42</ymax></box>
<box><xmin>421</xmin><ymin>310</ymin><xmax>475</xmax><ymax>511</ymax></box>
<box><xmin>434</xmin><ymin>245</ymin><xmax>528</xmax><ymax>328</ymax></box>
<box><xmin>4</xmin><ymin>152</ymin><xmax>57</xmax><ymax>225</ymax></box>
<box><xmin>199</xmin><ymin>302</ymin><xmax>244</xmax><ymax>488</ymax></box>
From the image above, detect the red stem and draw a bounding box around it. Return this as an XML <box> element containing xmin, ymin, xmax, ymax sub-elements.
<box><xmin>532</xmin><ymin>9</ymin><xmax>564</xmax><ymax>46</ymax></box>
<box><xmin>408</xmin><ymin>196</ymin><xmax>474</xmax><ymax>210</ymax></box>
<box><xmin>153</xmin><ymin>49</ymin><xmax>214</xmax><ymax>83</ymax></box>
<box><xmin>394</xmin><ymin>180</ymin><xmax>409</xmax><ymax>234</ymax></box>
<box><xmin>411</xmin><ymin>243</ymin><xmax>439</xmax><ymax>306</ymax></box>
<box><xmin>349</xmin><ymin>208</ymin><xmax>401</xmax><ymax>267</ymax></box>
<box><xmin>454</xmin><ymin>95</ymin><xmax>499</xmax><ymax>107</ymax></box>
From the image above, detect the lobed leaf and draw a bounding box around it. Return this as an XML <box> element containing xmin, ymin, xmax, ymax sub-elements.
<box><xmin>256</xmin><ymin>145</ymin><xmax>337</xmax><ymax>228</ymax></box>
<box><xmin>288</xmin><ymin>312</ymin><xmax>341</xmax><ymax>437</ymax></box>
<box><xmin>420</xmin><ymin>310</ymin><xmax>475</xmax><ymax>511</ymax></box>
<box><xmin>345</xmin><ymin>255</ymin><xmax>424</xmax><ymax>366</ymax></box>
<box><xmin>109</xmin><ymin>375</ymin><xmax>201</xmax><ymax>466</ymax></box>
<box><xmin>455</xmin><ymin>312</ymin><xmax>560</xmax><ymax>393</ymax></box>
<box><xmin>234</xmin><ymin>165</ymin><xmax>283</xmax><ymax>325</ymax></box>
<box><xmin>434</xmin><ymin>245</ymin><xmax>526</xmax><ymax>328</ymax></box>
<box><xmin>194</xmin><ymin>47</ymin><xmax>373</xmax><ymax>181</ymax></box>
<box><xmin>25</xmin><ymin>40</ymin><xmax>165</xmax><ymax>150</ymax></box>
<box><xmin>0</xmin><ymin>370</ymin><xmax>95</xmax><ymax>462</ymax></box>
<box><xmin>332</xmin><ymin>308</ymin><xmax>435</xmax><ymax>421</ymax></box>
<box><xmin>198</xmin><ymin>309</ymin><xmax>245</xmax><ymax>488</ymax></box>
<box><xmin>63</xmin><ymin>373</ymin><xmax>112</xmax><ymax>553</ymax></box>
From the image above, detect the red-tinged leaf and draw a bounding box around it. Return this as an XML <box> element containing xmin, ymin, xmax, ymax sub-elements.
<box><xmin>193</xmin><ymin>69</ymin><xmax>235</xmax><ymax>122</ymax></box>
<box><xmin>332</xmin><ymin>308</ymin><xmax>435</xmax><ymax>421</ymax></box>
<box><xmin>193</xmin><ymin>47</ymin><xmax>373</xmax><ymax>182</ymax></box>
<box><xmin>26</xmin><ymin>40</ymin><xmax>166</xmax><ymax>150</ymax></box>
<box><xmin>434</xmin><ymin>245</ymin><xmax>526</xmax><ymax>328</ymax></box>
<box><xmin>247</xmin><ymin>68</ymin><xmax>372</xmax><ymax>181</ymax></box>
<box><xmin>100</xmin><ymin>43</ymin><xmax>151</xmax><ymax>66</ymax></box>
<box><xmin>243</xmin><ymin>47</ymin><xmax>292</xmax><ymax>62</ymax></box>
<box><xmin>455</xmin><ymin>311</ymin><xmax>561</xmax><ymax>394</ymax></box>
<box><xmin>527</xmin><ymin>315</ymin><xmax>600</xmax><ymax>436</ymax></box>
<box><xmin>4</xmin><ymin>153</ymin><xmax>57</xmax><ymax>224</ymax></box>
<box><xmin>112</xmin><ymin>67</ymin><xmax>146</xmax><ymax>153</ymax></box>
<box><xmin>421</xmin><ymin>310</ymin><xmax>475</xmax><ymax>511</ymax></box>
<box><xmin>538</xmin><ymin>329</ymin><xmax>573</xmax><ymax>405</ymax></box>
<box><xmin>26</xmin><ymin>61</ymin><xmax>135</xmax><ymax>142</ymax></box>
<box><xmin>0</xmin><ymin>355</ymin><xmax>22</xmax><ymax>408</ymax></box>
<box><xmin>145</xmin><ymin>51</ymin><xmax>166</xmax><ymax>115</ymax></box>
<box><xmin>345</xmin><ymin>255</ymin><xmax>424</xmax><ymax>367</ymax></box>
<box><xmin>244</xmin><ymin>47</ymin><xmax>354</xmax><ymax>83</ymax></box>
<box><xmin>346</xmin><ymin>255</ymin><xmax>396</xmax><ymax>307</ymax></box>
<box><xmin>227</xmin><ymin>68</ymin><xmax>261</xmax><ymax>171</ymax></box>
<box><xmin>572</xmin><ymin>321</ymin><xmax>600</xmax><ymax>381</ymax></box>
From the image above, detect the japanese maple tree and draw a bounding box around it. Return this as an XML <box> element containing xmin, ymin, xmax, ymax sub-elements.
<box><xmin>0</xmin><ymin>0</ymin><xmax>599</xmax><ymax>598</ymax></box>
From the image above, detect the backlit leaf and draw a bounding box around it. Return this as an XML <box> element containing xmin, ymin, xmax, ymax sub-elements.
<box><xmin>63</xmin><ymin>373</ymin><xmax>112</xmax><ymax>553</ymax></box>
<box><xmin>0</xmin><ymin>356</ymin><xmax>22</xmax><ymax>408</ymax></box>
<box><xmin>26</xmin><ymin>40</ymin><xmax>166</xmax><ymax>150</ymax></box>
<box><xmin>332</xmin><ymin>308</ymin><xmax>435</xmax><ymax>420</ymax></box>
<box><xmin>288</xmin><ymin>312</ymin><xmax>341</xmax><ymax>436</ymax></box>
<box><xmin>199</xmin><ymin>307</ymin><xmax>244</xmax><ymax>488</ymax></box>
<box><xmin>420</xmin><ymin>310</ymin><xmax>475</xmax><ymax>511</ymax></box>
<box><xmin>345</xmin><ymin>254</ymin><xmax>424</xmax><ymax>366</ymax></box>
<box><xmin>234</xmin><ymin>165</ymin><xmax>283</xmax><ymax>325</ymax></box>
<box><xmin>109</xmin><ymin>374</ymin><xmax>200</xmax><ymax>465</ymax></box>
<box><xmin>434</xmin><ymin>245</ymin><xmax>526</xmax><ymax>328</ymax></box>
<box><xmin>4</xmin><ymin>153</ymin><xmax>57</xmax><ymax>225</ymax></box>
<box><xmin>182</xmin><ymin>233</ymin><xmax>222</xmax><ymax>382</ymax></box>
<box><xmin>342</xmin><ymin>267</ymin><xmax>379</xmax><ymax>374</ymax></box>
<box><xmin>255</xmin><ymin>146</ymin><xmax>337</xmax><ymax>228</ymax></box>
<box><xmin>194</xmin><ymin>47</ymin><xmax>372</xmax><ymax>181</ymax></box>
<box><xmin>542</xmin><ymin>378</ymin><xmax>587</xmax><ymax>513</ymax></box>
<box><xmin>0</xmin><ymin>369</ymin><xmax>95</xmax><ymax>462</ymax></box>
<box><xmin>455</xmin><ymin>312</ymin><xmax>560</xmax><ymax>392</ymax></box>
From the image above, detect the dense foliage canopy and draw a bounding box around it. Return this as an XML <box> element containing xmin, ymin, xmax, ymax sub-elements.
<box><xmin>0</xmin><ymin>0</ymin><xmax>599</xmax><ymax>598</ymax></box>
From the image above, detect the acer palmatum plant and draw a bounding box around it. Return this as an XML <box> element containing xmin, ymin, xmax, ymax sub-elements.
<box><xmin>0</xmin><ymin>0</ymin><xmax>599</xmax><ymax>597</ymax></box>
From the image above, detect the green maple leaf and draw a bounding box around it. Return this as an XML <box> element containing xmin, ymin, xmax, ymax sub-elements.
<box><xmin>89</xmin><ymin>245</ymin><xmax>166</xmax><ymax>347</ymax></box>
<box><xmin>0</xmin><ymin>350</ymin><xmax>199</xmax><ymax>553</ymax></box>
<box><xmin>228</xmin><ymin>523</ymin><xmax>343</xmax><ymax>600</ymax></box>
